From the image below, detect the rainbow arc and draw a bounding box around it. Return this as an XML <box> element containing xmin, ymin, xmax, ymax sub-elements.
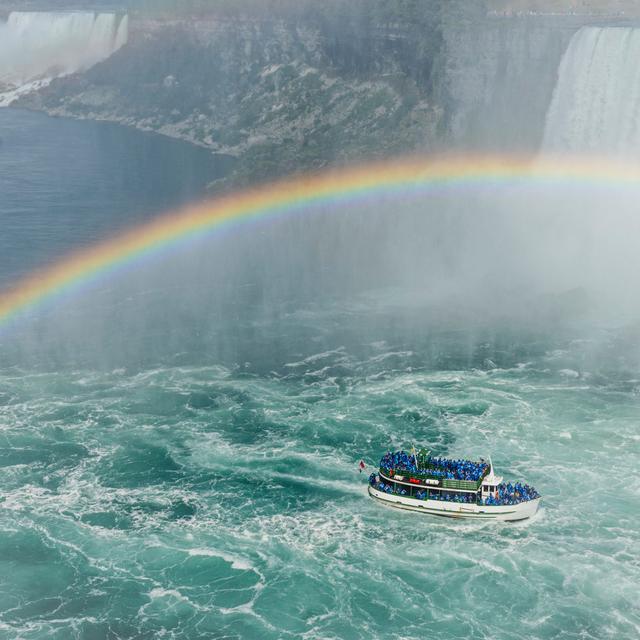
<box><xmin>1</xmin><ymin>154</ymin><xmax>638</xmax><ymax>328</ymax></box>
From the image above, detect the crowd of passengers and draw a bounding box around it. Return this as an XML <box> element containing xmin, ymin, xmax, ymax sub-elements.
<box><xmin>484</xmin><ymin>482</ymin><xmax>540</xmax><ymax>505</ymax></box>
<box><xmin>379</xmin><ymin>450</ymin><xmax>489</xmax><ymax>481</ymax></box>
<box><xmin>418</xmin><ymin>489</ymin><xmax>477</xmax><ymax>503</ymax></box>
<box><xmin>369</xmin><ymin>474</ymin><xmax>539</xmax><ymax>505</ymax></box>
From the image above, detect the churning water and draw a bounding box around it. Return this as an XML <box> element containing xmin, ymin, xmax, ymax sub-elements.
<box><xmin>1</xmin><ymin>43</ymin><xmax>640</xmax><ymax>640</ymax></box>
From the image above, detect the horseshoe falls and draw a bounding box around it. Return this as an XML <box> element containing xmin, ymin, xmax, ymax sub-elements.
<box><xmin>1</xmin><ymin>9</ymin><xmax>640</xmax><ymax>640</ymax></box>
<box><xmin>0</xmin><ymin>12</ymin><xmax>128</xmax><ymax>106</ymax></box>
<box><xmin>543</xmin><ymin>27</ymin><xmax>640</xmax><ymax>154</ymax></box>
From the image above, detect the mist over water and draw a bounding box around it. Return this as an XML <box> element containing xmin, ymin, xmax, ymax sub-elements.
<box><xmin>1</xmin><ymin>12</ymin><xmax>640</xmax><ymax>640</ymax></box>
<box><xmin>5</xmin><ymin>169</ymin><xmax>640</xmax><ymax>372</ymax></box>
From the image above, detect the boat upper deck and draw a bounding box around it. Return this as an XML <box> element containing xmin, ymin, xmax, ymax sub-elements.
<box><xmin>373</xmin><ymin>449</ymin><xmax>540</xmax><ymax>505</ymax></box>
<box><xmin>379</xmin><ymin>450</ymin><xmax>490</xmax><ymax>491</ymax></box>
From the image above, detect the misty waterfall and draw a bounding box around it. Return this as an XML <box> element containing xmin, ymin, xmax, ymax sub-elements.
<box><xmin>0</xmin><ymin>12</ymin><xmax>128</xmax><ymax>105</ymax></box>
<box><xmin>543</xmin><ymin>27</ymin><xmax>640</xmax><ymax>154</ymax></box>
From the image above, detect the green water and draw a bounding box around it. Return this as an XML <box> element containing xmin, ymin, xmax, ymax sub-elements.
<box><xmin>1</xmin><ymin>330</ymin><xmax>639</xmax><ymax>639</ymax></box>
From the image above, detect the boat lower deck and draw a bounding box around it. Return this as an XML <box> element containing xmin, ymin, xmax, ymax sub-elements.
<box><xmin>368</xmin><ymin>486</ymin><xmax>540</xmax><ymax>521</ymax></box>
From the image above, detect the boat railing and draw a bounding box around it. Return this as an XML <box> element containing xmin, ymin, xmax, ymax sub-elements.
<box><xmin>379</xmin><ymin>465</ymin><xmax>489</xmax><ymax>492</ymax></box>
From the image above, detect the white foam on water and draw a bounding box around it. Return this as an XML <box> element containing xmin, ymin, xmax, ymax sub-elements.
<box><xmin>0</xmin><ymin>77</ymin><xmax>52</xmax><ymax>107</ymax></box>
<box><xmin>187</xmin><ymin>548</ymin><xmax>254</xmax><ymax>572</ymax></box>
<box><xmin>147</xmin><ymin>587</ymin><xmax>189</xmax><ymax>602</ymax></box>
<box><xmin>284</xmin><ymin>347</ymin><xmax>348</xmax><ymax>368</ymax></box>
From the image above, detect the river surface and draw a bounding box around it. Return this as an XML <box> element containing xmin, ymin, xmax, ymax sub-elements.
<box><xmin>0</xmin><ymin>109</ymin><xmax>233</xmax><ymax>287</ymax></box>
<box><xmin>0</xmin><ymin>109</ymin><xmax>639</xmax><ymax>640</ymax></box>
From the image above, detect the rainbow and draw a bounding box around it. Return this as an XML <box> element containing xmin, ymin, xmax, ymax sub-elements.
<box><xmin>1</xmin><ymin>153</ymin><xmax>639</xmax><ymax>329</ymax></box>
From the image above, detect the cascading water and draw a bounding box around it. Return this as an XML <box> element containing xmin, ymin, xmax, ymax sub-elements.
<box><xmin>0</xmin><ymin>11</ymin><xmax>128</xmax><ymax>106</ymax></box>
<box><xmin>543</xmin><ymin>27</ymin><xmax>640</xmax><ymax>155</ymax></box>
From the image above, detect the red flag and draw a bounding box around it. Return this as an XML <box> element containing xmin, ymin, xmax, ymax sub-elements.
<box><xmin>359</xmin><ymin>460</ymin><xmax>365</xmax><ymax>472</ymax></box>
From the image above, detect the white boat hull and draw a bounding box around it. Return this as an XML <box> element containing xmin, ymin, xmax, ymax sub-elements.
<box><xmin>368</xmin><ymin>486</ymin><xmax>540</xmax><ymax>521</ymax></box>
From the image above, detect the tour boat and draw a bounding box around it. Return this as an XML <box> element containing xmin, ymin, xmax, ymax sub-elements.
<box><xmin>368</xmin><ymin>449</ymin><xmax>541</xmax><ymax>521</ymax></box>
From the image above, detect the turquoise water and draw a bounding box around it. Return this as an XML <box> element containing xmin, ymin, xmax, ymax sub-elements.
<box><xmin>1</xmin><ymin>110</ymin><xmax>639</xmax><ymax>639</ymax></box>
<box><xmin>2</xmin><ymin>339</ymin><xmax>639</xmax><ymax>639</ymax></box>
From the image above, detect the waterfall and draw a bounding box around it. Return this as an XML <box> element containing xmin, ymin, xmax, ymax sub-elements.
<box><xmin>0</xmin><ymin>12</ymin><xmax>129</xmax><ymax>106</ymax></box>
<box><xmin>543</xmin><ymin>27</ymin><xmax>640</xmax><ymax>155</ymax></box>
